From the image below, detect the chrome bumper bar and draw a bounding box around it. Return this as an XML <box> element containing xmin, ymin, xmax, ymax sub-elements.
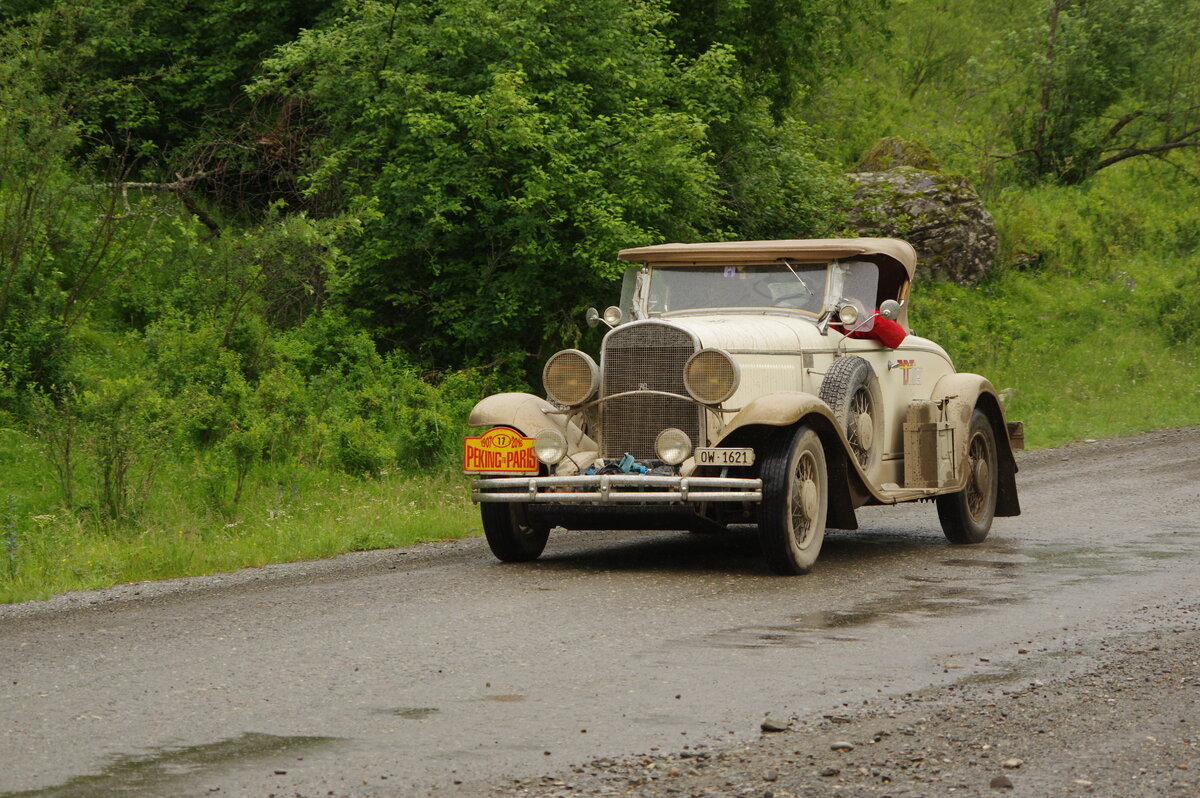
<box><xmin>472</xmin><ymin>474</ymin><xmax>762</xmax><ymax>504</ymax></box>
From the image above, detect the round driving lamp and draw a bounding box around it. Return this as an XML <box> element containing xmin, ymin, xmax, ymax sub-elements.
<box><xmin>533</xmin><ymin>427</ymin><xmax>568</xmax><ymax>465</ymax></box>
<box><xmin>602</xmin><ymin>306</ymin><xmax>623</xmax><ymax>326</ymax></box>
<box><xmin>684</xmin><ymin>348</ymin><xmax>740</xmax><ymax>404</ymax></box>
<box><xmin>655</xmin><ymin>427</ymin><xmax>693</xmax><ymax>466</ymax></box>
<box><xmin>837</xmin><ymin>302</ymin><xmax>859</xmax><ymax>326</ymax></box>
<box><xmin>543</xmin><ymin>349</ymin><xmax>599</xmax><ymax>406</ymax></box>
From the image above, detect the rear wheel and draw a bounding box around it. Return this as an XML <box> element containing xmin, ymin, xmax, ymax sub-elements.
<box><xmin>936</xmin><ymin>409</ymin><xmax>998</xmax><ymax>544</ymax></box>
<box><xmin>481</xmin><ymin>501</ymin><xmax>550</xmax><ymax>562</ymax></box>
<box><xmin>757</xmin><ymin>425</ymin><xmax>827</xmax><ymax>574</ymax></box>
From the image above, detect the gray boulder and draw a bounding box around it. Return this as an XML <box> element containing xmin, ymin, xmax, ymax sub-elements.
<box><xmin>845</xmin><ymin>165</ymin><xmax>997</xmax><ymax>286</ymax></box>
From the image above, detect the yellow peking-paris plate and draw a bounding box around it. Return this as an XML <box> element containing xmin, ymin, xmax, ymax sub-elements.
<box><xmin>463</xmin><ymin>427</ymin><xmax>539</xmax><ymax>474</ymax></box>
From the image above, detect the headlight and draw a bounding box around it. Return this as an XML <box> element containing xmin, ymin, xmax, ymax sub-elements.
<box><xmin>655</xmin><ymin>428</ymin><xmax>693</xmax><ymax>466</ymax></box>
<box><xmin>543</xmin><ymin>349</ymin><xmax>599</xmax><ymax>406</ymax></box>
<box><xmin>684</xmin><ymin>348</ymin><xmax>739</xmax><ymax>404</ymax></box>
<box><xmin>533</xmin><ymin>427</ymin><xmax>568</xmax><ymax>465</ymax></box>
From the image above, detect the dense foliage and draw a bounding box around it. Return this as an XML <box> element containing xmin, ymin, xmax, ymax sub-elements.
<box><xmin>251</xmin><ymin>0</ymin><xmax>850</xmax><ymax>366</ymax></box>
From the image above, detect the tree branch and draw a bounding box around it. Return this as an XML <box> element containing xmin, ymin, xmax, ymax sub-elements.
<box><xmin>99</xmin><ymin>171</ymin><xmax>208</xmax><ymax>192</ymax></box>
<box><xmin>1093</xmin><ymin>127</ymin><xmax>1200</xmax><ymax>172</ymax></box>
<box><xmin>988</xmin><ymin>147</ymin><xmax>1038</xmax><ymax>162</ymax></box>
<box><xmin>97</xmin><ymin>172</ymin><xmax>221</xmax><ymax>238</ymax></box>
<box><xmin>1102</xmin><ymin>110</ymin><xmax>1145</xmax><ymax>143</ymax></box>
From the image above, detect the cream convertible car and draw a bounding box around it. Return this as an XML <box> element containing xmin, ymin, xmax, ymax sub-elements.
<box><xmin>463</xmin><ymin>238</ymin><xmax>1022</xmax><ymax>574</ymax></box>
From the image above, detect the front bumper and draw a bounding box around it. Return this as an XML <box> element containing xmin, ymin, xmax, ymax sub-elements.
<box><xmin>471</xmin><ymin>474</ymin><xmax>762</xmax><ymax>504</ymax></box>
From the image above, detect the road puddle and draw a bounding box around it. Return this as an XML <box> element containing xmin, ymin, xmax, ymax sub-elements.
<box><xmin>0</xmin><ymin>732</ymin><xmax>336</xmax><ymax>798</ymax></box>
<box><xmin>707</xmin><ymin>580</ymin><xmax>1021</xmax><ymax>649</ymax></box>
<box><xmin>700</xmin><ymin>531</ymin><xmax>1200</xmax><ymax>651</ymax></box>
<box><xmin>380</xmin><ymin>706</ymin><xmax>440</xmax><ymax>719</ymax></box>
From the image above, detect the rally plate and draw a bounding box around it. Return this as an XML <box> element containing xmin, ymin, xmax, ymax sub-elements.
<box><xmin>463</xmin><ymin>428</ymin><xmax>539</xmax><ymax>474</ymax></box>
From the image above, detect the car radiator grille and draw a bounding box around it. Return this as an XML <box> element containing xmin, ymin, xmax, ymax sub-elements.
<box><xmin>599</xmin><ymin>323</ymin><xmax>701</xmax><ymax>459</ymax></box>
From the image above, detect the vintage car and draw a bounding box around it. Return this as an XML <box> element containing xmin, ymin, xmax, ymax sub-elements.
<box><xmin>463</xmin><ymin>238</ymin><xmax>1022</xmax><ymax>574</ymax></box>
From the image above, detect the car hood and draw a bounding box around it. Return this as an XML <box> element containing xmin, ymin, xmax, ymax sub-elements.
<box><xmin>655</xmin><ymin>312</ymin><xmax>828</xmax><ymax>351</ymax></box>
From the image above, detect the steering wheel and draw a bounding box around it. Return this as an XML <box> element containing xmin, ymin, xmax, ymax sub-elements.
<box><xmin>750</xmin><ymin>279</ymin><xmax>776</xmax><ymax>300</ymax></box>
<box><xmin>771</xmin><ymin>291</ymin><xmax>812</xmax><ymax>307</ymax></box>
<box><xmin>753</xmin><ymin>278</ymin><xmax>812</xmax><ymax>303</ymax></box>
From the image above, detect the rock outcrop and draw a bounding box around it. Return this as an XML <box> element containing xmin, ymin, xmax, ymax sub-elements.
<box><xmin>845</xmin><ymin>156</ymin><xmax>997</xmax><ymax>286</ymax></box>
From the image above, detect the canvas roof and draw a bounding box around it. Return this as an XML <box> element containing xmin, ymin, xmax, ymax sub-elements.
<box><xmin>617</xmin><ymin>238</ymin><xmax>918</xmax><ymax>281</ymax></box>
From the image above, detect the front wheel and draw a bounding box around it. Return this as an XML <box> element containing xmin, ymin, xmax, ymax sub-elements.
<box><xmin>480</xmin><ymin>501</ymin><xmax>550</xmax><ymax>562</ymax></box>
<box><xmin>936</xmin><ymin>409</ymin><xmax>998</xmax><ymax>544</ymax></box>
<box><xmin>757</xmin><ymin>425</ymin><xmax>828</xmax><ymax>574</ymax></box>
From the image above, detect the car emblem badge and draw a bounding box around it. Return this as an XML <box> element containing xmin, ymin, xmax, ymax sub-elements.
<box><xmin>638</xmin><ymin>381</ymin><xmax>649</xmax><ymax>390</ymax></box>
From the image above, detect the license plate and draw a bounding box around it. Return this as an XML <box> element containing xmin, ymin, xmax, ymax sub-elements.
<box><xmin>463</xmin><ymin>428</ymin><xmax>539</xmax><ymax>474</ymax></box>
<box><xmin>695</xmin><ymin>447</ymin><xmax>755</xmax><ymax>467</ymax></box>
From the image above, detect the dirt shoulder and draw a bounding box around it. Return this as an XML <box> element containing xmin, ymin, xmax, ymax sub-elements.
<box><xmin>459</xmin><ymin>600</ymin><xmax>1200</xmax><ymax>798</ymax></box>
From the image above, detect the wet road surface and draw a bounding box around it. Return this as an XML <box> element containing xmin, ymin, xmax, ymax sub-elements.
<box><xmin>0</xmin><ymin>427</ymin><xmax>1197</xmax><ymax>797</ymax></box>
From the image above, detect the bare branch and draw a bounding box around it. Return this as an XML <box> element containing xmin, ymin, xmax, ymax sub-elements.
<box><xmin>1093</xmin><ymin>126</ymin><xmax>1200</xmax><ymax>172</ymax></box>
<box><xmin>1102</xmin><ymin>110</ymin><xmax>1145</xmax><ymax>143</ymax></box>
<box><xmin>97</xmin><ymin>172</ymin><xmax>209</xmax><ymax>192</ymax></box>
<box><xmin>987</xmin><ymin>148</ymin><xmax>1038</xmax><ymax>162</ymax></box>
<box><xmin>95</xmin><ymin>171</ymin><xmax>221</xmax><ymax>238</ymax></box>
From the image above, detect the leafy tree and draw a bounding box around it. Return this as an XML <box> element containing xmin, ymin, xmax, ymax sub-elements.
<box><xmin>255</xmin><ymin>0</ymin><xmax>847</xmax><ymax>372</ymax></box>
<box><xmin>1007</xmin><ymin>0</ymin><xmax>1200</xmax><ymax>183</ymax></box>
<box><xmin>0</xmin><ymin>0</ymin><xmax>332</xmax><ymax>166</ymax></box>
<box><xmin>664</xmin><ymin>0</ymin><xmax>889</xmax><ymax>119</ymax></box>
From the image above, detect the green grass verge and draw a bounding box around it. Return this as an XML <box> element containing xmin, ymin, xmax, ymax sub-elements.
<box><xmin>914</xmin><ymin>268</ymin><xmax>1200</xmax><ymax>449</ymax></box>
<box><xmin>0</xmin><ymin>440</ymin><xmax>477</xmax><ymax>603</ymax></box>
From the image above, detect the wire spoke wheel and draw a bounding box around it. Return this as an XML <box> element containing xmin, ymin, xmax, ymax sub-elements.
<box><xmin>964</xmin><ymin>431</ymin><xmax>992</xmax><ymax>521</ymax></box>
<box><xmin>846</xmin><ymin>386</ymin><xmax>875</xmax><ymax>467</ymax></box>
<box><xmin>759</xmin><ymin>425</ymin><xmax>827</xmax><ymax>574</ymax></box>
<box><xmin>937</xmin><ymin>409</ymin><xmax>998</xmax><ymax>544</ymax></box>
<box><xmin>789</xmin><ymin>448</ymin><xmax>820</xmax><ymax>547</ymax></box>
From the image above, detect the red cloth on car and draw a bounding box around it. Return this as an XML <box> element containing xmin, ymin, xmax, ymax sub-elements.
<box><xmin>834</xmin><ymin>315</ymin><xmax>907</xmax><ymax>348</ymax></box>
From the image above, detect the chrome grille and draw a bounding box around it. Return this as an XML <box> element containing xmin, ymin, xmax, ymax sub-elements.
<box><xmin>600</xmin><ymin>322</ymin><xmax>700</xmax><ymax>459</ymax></box>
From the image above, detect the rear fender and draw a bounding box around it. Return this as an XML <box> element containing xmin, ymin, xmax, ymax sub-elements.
<box><xmin>930</xmin><ymin>374</ymin><xmax>1020</xmax><ymax>517</ymax></box>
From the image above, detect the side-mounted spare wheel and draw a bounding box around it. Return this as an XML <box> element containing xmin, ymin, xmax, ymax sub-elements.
<box><xmin>818</xmin><ymin>356</ymin><xmax>883</xmax><ymax>472</ymax></box>
<box><xmin>757</xmin><ymin>424</ymin><xmax>828</xmax><ymax>574</ymax></box>
<box><xmin>937</xmin><ymin>409</ymin><xmax>998</xmax><ymax>544</ymax></box>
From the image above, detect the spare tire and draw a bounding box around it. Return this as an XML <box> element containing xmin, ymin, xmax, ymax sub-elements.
<box><xmin>818</xmin><ymin>356</ymin><xmax>884</xmax><ymax>472</ymax></box>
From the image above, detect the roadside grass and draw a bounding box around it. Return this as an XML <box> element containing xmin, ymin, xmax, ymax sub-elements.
<box><xmin>914</xmin><ymin>266</ymin><xmax>1200</xmax><ymax>449</ymax></box>
<box><xmin>0</xmin><ymin>442</ymin><xmax>476</xmax><ymax>603</ymax></box>
<box><xmin>915</xmin><ymin>161</ymin><xmax>1200</xmax><ymax>449</ymax></box>
<box><xmin>4</xmin><ymin>269</ymin><xmax>1196</xmax><ymax>603</ymax></box>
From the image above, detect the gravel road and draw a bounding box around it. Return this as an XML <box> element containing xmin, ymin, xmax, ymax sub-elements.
<box><xmin>1</xmin><ymin>427</ymin><xmax>1197</xmax><ymax>798</ymax></box>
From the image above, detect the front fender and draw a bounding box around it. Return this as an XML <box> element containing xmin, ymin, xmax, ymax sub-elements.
<box><xmin>468</xmin><ymin>392</ymin><xmax>597</xmax><ymax>451</ymax></box>
<box><xmin>718</xmin><ymin>392</ymin><xmax>840</xmax><ymax>439</ymax></box>
<box><xmin>712</xmin><ymin>392</ymin><xmax>877</xmax><ymax>529</ymax></box>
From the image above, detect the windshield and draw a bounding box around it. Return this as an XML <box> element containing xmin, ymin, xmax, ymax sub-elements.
<box><xmin>646</xmin><ymin>263</ymin><xmax>827</xmax><ymax>315</ymax></box>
